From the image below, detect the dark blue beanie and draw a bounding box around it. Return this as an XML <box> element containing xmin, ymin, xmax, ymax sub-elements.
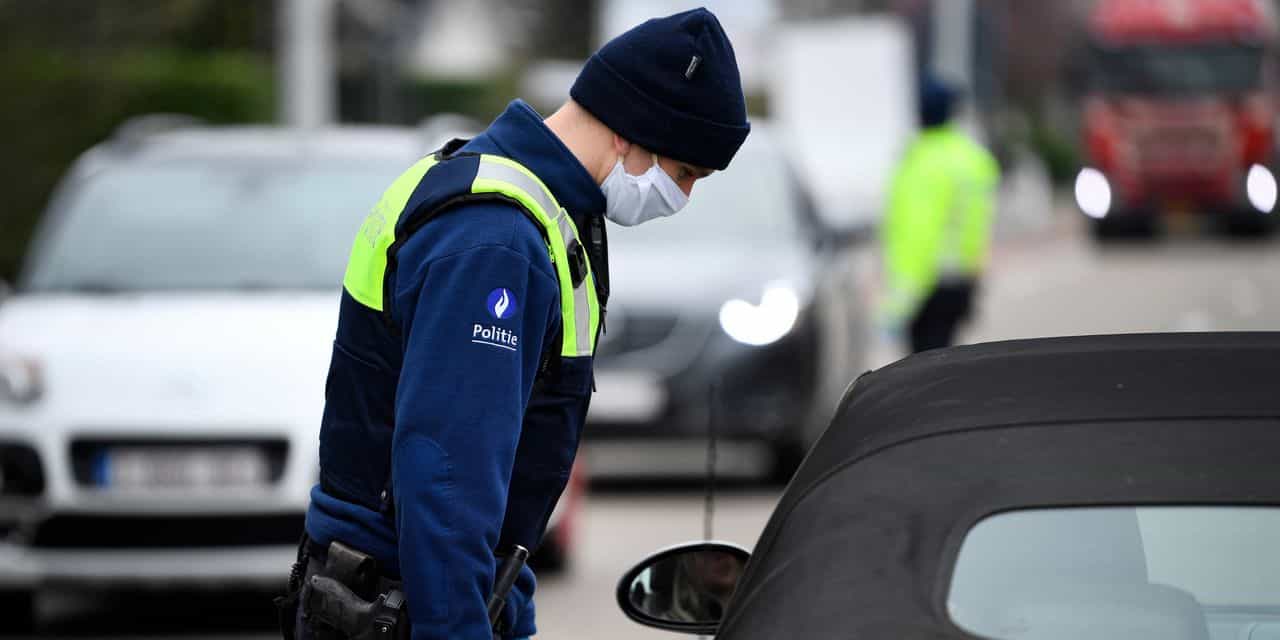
<box><xmin>919</xmin><ymin>75</ymin><xmax>957</xmax><ymax>128</ymax></box>
<box><xmin>570</xmin><ymin>7</ymin><xmax>750</xmax><ymax>170</ymax></box>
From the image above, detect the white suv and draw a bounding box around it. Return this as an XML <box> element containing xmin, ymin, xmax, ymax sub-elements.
<box><xmin>0</xmin><ymin>120</ymin><xmax>582</xmax><ymax>630</ymax></box>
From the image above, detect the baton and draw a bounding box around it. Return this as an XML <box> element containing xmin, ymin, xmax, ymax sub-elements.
<box><xmin>487</xmin><ymin>544</ymin><xmax>530</xmax><ymax>626</ymax></box>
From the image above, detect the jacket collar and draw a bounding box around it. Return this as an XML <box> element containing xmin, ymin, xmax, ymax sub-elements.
<box><xmin>476</xmin><ymin>100</ymin><xmax>606</xmax><ymax>221</ymax></box>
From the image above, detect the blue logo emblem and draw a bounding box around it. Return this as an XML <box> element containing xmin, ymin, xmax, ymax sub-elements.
<box><xmin>487</xmin><ymin>288</ymin><xmax>517</xmax><ymax>320</ymax></box>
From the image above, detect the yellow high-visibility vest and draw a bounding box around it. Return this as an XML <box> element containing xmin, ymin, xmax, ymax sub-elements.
<box><xmin>344</xmin><ymin>150</ymin><xmax>601</xmax><ymax>358</ymax></box>
<box><xmin>881</xmin><ymin>125</ymin><xmax>1000</xmax><ymax>320</ymax></box>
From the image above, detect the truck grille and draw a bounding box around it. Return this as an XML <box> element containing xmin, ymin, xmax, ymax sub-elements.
<box><xmin>1138</xmin><ymin>128</ymin><xmax>1223</xmax><ymax>168</ymax></box>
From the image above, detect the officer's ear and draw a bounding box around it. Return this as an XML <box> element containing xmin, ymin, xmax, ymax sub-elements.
<box><xmin>612</xmin><ymin>133</ymin><xmax>632</xmax><ymax>160</ymax></box>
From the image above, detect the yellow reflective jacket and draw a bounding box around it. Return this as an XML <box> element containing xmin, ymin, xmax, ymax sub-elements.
<box><xmin>881</xmin><ymin>125</ymin><xmax>1000</xmax><ymax>322</ymax></box>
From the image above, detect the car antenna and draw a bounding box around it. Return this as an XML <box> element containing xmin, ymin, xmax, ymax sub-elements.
<box><xmin>703</xmin><ymin>383</ymin><xmax>719</xmax><ymax>541</ymax></box>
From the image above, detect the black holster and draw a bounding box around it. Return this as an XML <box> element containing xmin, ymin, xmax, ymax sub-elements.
<box><xmin>278</xmin><ymin>538</ymin><xmax>513</xmax><ymax>640</ymax></box>
<box><xmin>290</xmin><ymin>540</ymin><xmax>409</xmax><ymax>640</ymax></box>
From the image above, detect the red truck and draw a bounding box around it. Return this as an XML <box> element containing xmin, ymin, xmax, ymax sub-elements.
<box><xmin>1077</xmin><ymin>0</ymin><xmax>1279</xmax><ymax>237</ymax></box>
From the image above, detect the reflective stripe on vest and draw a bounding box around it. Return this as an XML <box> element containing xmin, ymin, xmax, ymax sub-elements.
<box><xmin>343</xmin><ymin>153</ymin><xmax>599</xmax><ymax>358</ymax></box>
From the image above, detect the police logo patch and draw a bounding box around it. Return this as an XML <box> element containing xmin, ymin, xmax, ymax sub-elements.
<box><xmin>487</xmin><ymin>288</ymin><xmax>518</xmax><ymax>320</ymax></box>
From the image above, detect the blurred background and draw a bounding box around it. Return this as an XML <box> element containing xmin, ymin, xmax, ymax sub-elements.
<box><xmin>1</xmin><ymin>0</ymin><xmax>1278</xmax><ymax>637</ymax></box>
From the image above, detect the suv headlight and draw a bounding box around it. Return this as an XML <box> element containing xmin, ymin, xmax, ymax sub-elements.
<box><xmin>0</xmin><ymin>444</ymin><xmax>44</xmax><ymax>499</ymax></box>
<box><xmin>719</xmin><ymin>282</ymin><xmax>801</xmax><ymax>347</ymax></box>
<box><xmin>0</xmin><ymin>356</ymin><xmax>44</xmax><ymax>405</ymax></box>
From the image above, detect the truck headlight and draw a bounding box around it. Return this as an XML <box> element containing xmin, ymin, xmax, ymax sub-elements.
<box><xmin>1247</xmin><ymin>164</ymin><xmax>1276</xmax><ymax>214</ymax></box>
<box><xmin>1074</xmin><ymin>168</ymin><xmax>1112</xmax><ymax>219</ymax></box>
<box><xmin>719</xmin><ymin>283</ymin><xmax>800</xmax><ymax>347</ymax></box>
<box><xmin>0</xmin><ymin>356</ymin><xmax>44</xmax><ymax>405</ymax></box>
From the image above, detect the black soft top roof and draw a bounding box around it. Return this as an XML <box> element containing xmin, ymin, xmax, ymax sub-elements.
<box><xmin>795</xmin><ymin>332</ymin><xmax>1280</xmax><ymax>484</ymax></box>
<box><xmin>720</xmin><ymin>333</ymin><xmax>1280</xmax><ymax>639</ymax></box>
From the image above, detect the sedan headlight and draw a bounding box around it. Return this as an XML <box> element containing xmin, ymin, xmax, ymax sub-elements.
<box><xmin>0</xmin><ymin>356</ymin><xmax>44</xmax><ymax>405</ymax></box>
<box><xmin>718</xmin><ymin>282</ymin><xmax>800</xmax><ymax>347</ymax></box>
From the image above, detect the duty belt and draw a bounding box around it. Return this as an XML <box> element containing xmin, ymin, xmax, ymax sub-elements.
<box><xmin>283</xmin><ymin>539</ymin><xmax>530</xmax><ymax>640</ymax></box>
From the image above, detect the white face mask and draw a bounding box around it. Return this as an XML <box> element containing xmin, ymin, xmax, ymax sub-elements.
<box><xmin>601</xmin><ymin>154</ymin><xmax>689</xmax><ymax>227</ymax></box>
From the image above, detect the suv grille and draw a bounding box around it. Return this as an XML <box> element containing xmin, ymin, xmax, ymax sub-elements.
<box><xmin>31</xmin><ymin>513</ymin><xmax>304</xmax><ymax>548</ymax></box>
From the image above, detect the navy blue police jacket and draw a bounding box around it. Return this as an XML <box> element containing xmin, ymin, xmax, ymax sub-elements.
<box><xmin>305</xmin><ymin>100</ymin><xmax>607</xmax><ymax>640</ymax></box>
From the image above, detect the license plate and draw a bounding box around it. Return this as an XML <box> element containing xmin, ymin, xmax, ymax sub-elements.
<box><xmin>588</xmin><ymin>371</ymin><xmax>667</xmax><ymax>423</ymax></box>
<box><xmin>95</xmin><ymin>447</ymin><xmax>271</xmax><ymax>490</ymax></box>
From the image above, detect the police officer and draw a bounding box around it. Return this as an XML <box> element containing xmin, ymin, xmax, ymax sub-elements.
<box><xmin>879</xmin><ymin>76</ymin><xmax>1000</xmax><ymax>353</ymax></box>
<box><xmin>285</xmin><ymin>8</ymin><xmax>749</xmax><ymax>640</ymax></box>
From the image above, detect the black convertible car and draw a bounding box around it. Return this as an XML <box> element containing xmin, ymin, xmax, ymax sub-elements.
<box><xmin>616</xmin><ymin>333</ymin><xmax>1280</xmax><ymax>639</ymax></box>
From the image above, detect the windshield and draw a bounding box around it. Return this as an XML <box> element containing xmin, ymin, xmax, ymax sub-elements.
<box><xmin>24</xmin><ymin>158</ymin><xmax>412</xmax><ymax>292</ymax></box>
<box><xmin>948</xmin><ymin>506</ymin><xmax>1280</xmax><ymax>640</ymax></box>
<box><xmin>1093</xmin><ymin>44</ymin><xmax>1264</xmax><ymax>96</ymax></box>
<box><xmin>608</xmin><ymin>134</ymin><xmax>802</xmax><ymax>249</ymax></box>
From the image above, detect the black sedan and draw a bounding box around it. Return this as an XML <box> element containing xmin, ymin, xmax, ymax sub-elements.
<box><xmin>615</xmin><ymin>332</ymin><xmax>1280</xmax><ymax>639</ymax></box>
<box><xmin>585</xmin><ymin>122</ymin><xmax>871</xmax><ymax>482</ymax></box>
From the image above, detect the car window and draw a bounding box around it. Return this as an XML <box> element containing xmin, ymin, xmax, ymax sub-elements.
<box><xmin>947</xmin><ymin>507</ymin><xmax>1280</xmax><ymax>640</ymax></box>
<box><xmin>610</xmin><ymin>134</ymin><xmax>801</xmax><ymax>248</ymax></box>
<box><xmin>24</xmin><ymin>158</ymin><xmax>411</xmax><ymax>292</ymax></box>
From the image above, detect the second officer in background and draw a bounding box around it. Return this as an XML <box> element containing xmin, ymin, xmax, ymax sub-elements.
<box><xmin>880</xmin><ymin>76</ymin><xmax>1000</xmax><ymax>353</ymax></box>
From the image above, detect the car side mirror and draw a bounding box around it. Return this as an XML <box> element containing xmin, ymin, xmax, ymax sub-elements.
<box><xmin>830</xmin><ymin>225</ymin><xmax>872</xmax><ymax>249</ymax></box>
<box><xmin>814</xmin><ymin>223</ymin><xmax>872</xmax><ymax>252</ymax></box>
<box><xmin>615</xmin><ymin>542</ymin><xmax>751</xmax><ymax>635</ymax></box>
